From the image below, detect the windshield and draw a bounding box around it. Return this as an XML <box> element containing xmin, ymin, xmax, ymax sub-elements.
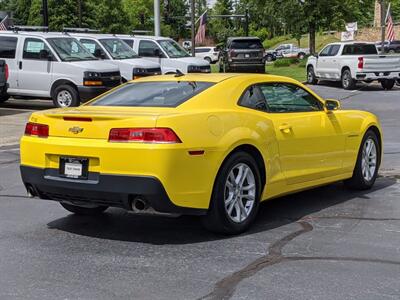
<box><xmin>46</xmin><ymin>38</ymin><xmax>97</xmax><ymax>61</ymax></box>
<box><xmin>99</xmin><ymin>38</ymin><xmax>139</xmax><ymax>59</ymax></box>
<box><xmin>159</xmin><ymin>40</ymin><xmax>190</xmax><ymax>58</ymax></box>
<box><xmin>90</xmin><ymin>81</ymin><xmax>214</xmax><ymax>107</ymax></box>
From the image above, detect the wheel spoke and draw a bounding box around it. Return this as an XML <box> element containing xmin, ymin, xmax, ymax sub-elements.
<box><xmin>238</xmin><ymin>199</ymin><xmax>248</xmax><ymax>220</ymax></box>
<box><xmin>235</xmin><ymin>165</ymin><xmax>244</xmax><ymax>185</ymax></box>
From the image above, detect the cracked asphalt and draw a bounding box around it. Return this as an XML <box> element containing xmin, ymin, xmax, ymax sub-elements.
<box><xmin>0</xmin><ymin>82</ymin><xmax>399</xmax><ymax>300</ymax></box>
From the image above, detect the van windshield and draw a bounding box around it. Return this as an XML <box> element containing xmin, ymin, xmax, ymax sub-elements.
<box><xmin>159</xmin><ymin>40</ymin><xmax>190</xmax><ymax>58</ymax></box>
<box><xmin>99</xmin><ymin>38</ymin><xmax>139</xmax><ymax>59</ymax></box>
<box><xmin>47</xmin><ymin>38</ymin><xmax>97</xmax><ymax>61</ymax></box>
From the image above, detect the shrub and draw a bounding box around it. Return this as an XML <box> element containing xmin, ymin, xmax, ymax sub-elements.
<box><xmin>273</xmin><ymin>58</ymin><xmax>299</xmax><ymax>67</ymax></box>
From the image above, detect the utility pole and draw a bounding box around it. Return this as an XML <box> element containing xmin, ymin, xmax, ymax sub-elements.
<box><xmin>380</xmin><ymin>0</ymin><xmax>386</xmax><ymax>53</ymax></box>
<box><xmin>78</xmin><ymin>0</ymin><xmax>82</xmax><ymax>28</ymax></box>
<box><xmin>244</xmin><ymin>8</ymin><xmax>249</xmax><ymax>37</ymax></box>
<box><xmin>42</xmin><ymin>0</ymin><xmax>48</xmax><ymax>27</ymax></box>
<box><xmin>191</xmin><ymin>0</ymin><xmax>195</xmax><ymax>57</ymax></box>
<box><xmin>154</xmin><ymin>0</ymin><xmax>161</xmax><ymax>36</ymax></box>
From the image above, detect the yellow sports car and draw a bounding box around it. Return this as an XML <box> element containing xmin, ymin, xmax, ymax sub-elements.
<box><xmin>20</xmin><ymin>74</ymin><xmax>382</xmax><ymax>234</ymax></box>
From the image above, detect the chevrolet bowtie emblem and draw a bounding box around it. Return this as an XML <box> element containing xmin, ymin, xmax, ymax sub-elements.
<box><xmin>69</xmin><ymin>126</ymin><xmax>84</xmax><ymax>134</ymax></box>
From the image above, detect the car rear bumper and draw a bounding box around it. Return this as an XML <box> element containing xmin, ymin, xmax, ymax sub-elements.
<box><xmin>20</xmin><ymin>165</ymin><xmax>206</xmax><ymax>215</ymax></box>
<box><xmin>228</xmin><ymin>62</ymin><xmax>265</xmax><ymax>71</ymax></box>
<box><xmin>355</xmin><ymin>71</ymin><xmax>400</xmax><ymax>81</ymax></box>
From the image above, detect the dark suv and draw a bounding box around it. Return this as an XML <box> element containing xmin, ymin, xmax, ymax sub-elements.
<box><xmin>219</xmin><ymin>37</ymin><xmax>265</xmax><ymax>73</ymax></box>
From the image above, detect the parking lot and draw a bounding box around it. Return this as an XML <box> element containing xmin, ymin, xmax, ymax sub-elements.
<box><xmin>0</xmin><ymin>83</ymin><xmax>400</xmax><ymax>299</ymax></box>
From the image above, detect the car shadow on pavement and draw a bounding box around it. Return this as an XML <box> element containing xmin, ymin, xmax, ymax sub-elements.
<box><xmin>47</xmin><ymin>176</ymin><xmax>397</xmax><ymax>245</ymax></box>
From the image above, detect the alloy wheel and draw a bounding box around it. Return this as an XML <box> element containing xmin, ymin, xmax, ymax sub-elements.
<box><xmin>361</xmin><ymin>138</ymin><xmax>377</xmax><ymax>181</ymax></box>
<box><xmin>224</xmin><ymin>163</ymin><xmax>256</xmax><ymax>223</ymax></box>
<box><xmin>57</xmin><ymin>90</ymin><xmax>73</xmax><ymax>107</ymax></box>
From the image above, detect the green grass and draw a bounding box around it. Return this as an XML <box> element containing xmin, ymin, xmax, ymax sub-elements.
<box><xmin>210</xmin><ymin>63</ymin><xmax>306</xmax><ymax>83</ymax></box>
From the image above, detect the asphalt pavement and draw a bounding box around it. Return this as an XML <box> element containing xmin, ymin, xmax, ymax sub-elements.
<box><xmin>0</xmin><ymin>82</ymin><xmax>399</xmax><ymax>300</ymax></box>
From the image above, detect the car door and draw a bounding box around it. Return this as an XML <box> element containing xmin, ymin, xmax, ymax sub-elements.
<box><xmin>17</xmin><ymin>37</ymin><xmax>53</xmax><ymax>97</ymax></box>
<box><xmin>258</xmin><ymin>83</ymin><xmax>346</xmax><ymax>185</ymax></box>
<box><xmin>315</xmin><ymin>45</ymin><xmax>332</xmax><ymax>78</ymax></box>
<box><xmin>323</xmin><ymin>44</ymin><xmax>341</xmax><ymax>79</ymax></box>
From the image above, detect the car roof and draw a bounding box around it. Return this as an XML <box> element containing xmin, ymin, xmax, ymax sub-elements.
<box><xmin>0</xmin><ymin>31</ymin><xmax>76</xmax><ymax>39</ymax></box>
<box><xmin>135</xmin><ymin>73</ymin><xmax>298</xmax><ymax>84</ymax></box>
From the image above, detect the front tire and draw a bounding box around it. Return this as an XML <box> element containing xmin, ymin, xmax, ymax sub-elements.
<box><xmin>307</xmin><ymin>66</ymin><xmax>318</xmax><ymax>84</ymax></box>
<box><xmin>60</xmin><ymin>202</ymin><xmax>108</xmax><ymax>215</ymax></box>
<box><xmin>344</xmin><ymin>130</ymin><xmax>380</xmax><ymax>190</ymax></box>
<box><xmin>204</xmin><ymin>57</ymin><xmax>212</xmax><ymax>63</ymax></box>
<box><xmin>202</xmin><ymin>152</ymin><xmax>261</xmax><ymax>235</ymax></box>
<box><xmin>52</xmin><ymin>84</ymin><xmax>80</xmax><ymax>108</ymax></box>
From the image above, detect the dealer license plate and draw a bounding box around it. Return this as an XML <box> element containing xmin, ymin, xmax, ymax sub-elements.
<box><xmin>59</xmin><ymin>157</ymin><xmax>89</xmax><ymax>179</ymax></box>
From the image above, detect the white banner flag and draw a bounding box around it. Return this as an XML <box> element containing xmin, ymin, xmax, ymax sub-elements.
<box><xmin>346</xmin><ymin>22</ymin><xmax>358</xmax><ymax>32</ymax></box>
<box><xmin>341</xmin><ymin>31</ymin><xmax>355</xmax><ymax>41</ymax></box>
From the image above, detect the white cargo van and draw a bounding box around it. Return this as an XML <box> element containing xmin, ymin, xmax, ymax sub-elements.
<box><xmin>115</xmin><ymin>35</ymin><xmax>211</xmax><ymax>74</ymax></box>
<box><xmin>0</xmin><ymin>30</ymin><xmax>121</xmax><ymax>107</ymax></box>
<box><xmin>70</xmin><ymin>33</ymin><xmax>161</xmax><ymax>82</ymax></box>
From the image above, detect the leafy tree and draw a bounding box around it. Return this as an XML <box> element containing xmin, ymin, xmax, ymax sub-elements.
<box><xmin>96</xmin><ymin>0</ymin><xmax>129</xmax><ymax>33</ymax></box>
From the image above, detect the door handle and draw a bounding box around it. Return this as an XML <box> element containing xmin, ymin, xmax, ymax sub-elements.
<box><xmin>279</xmin><ymin>123</ymin><xmax>292</xmax><ymax>134</ymax></box>
<box><xmin>19</xmin><ymin>61</ymin><xmax>22</xmax><ymax>70</ymax></box>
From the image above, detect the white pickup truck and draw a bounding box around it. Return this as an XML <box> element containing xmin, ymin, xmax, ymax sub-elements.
<box><xmin>306</xmin><ymin>42</ymin><xmax>400</xmax><ymax>90</ymax></box>
<box><xmin>266</xmin><ymin>43</ymin><xmax>310</xmax><ymax>60</ymax></box>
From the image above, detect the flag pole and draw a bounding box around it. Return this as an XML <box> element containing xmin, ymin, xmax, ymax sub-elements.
<box><xmin>191</xmin><ymin>0</ymin><xmax>195</xmax><ymax>57</ymax></box>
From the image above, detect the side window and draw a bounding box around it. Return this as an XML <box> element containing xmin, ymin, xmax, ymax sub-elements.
<box><xmin>138</xmin><ymin>40</ymin><xmax>161</xmax><ymax>57</ymax></box>
<box><xmin>259</xmin><ymin>83</ymin><xmax>323</xmax><ymax>113</ymax></box>
<box><xmin>329</xmin><ymin>45</ymin><xmax>341</xmax><ymax>56</ymax></box>
<box><xmin>239</xmin><ymin>85</ymin><xmax>268</xmax><ymax>111</ymax></box>
<box><xmin>23</xmin><ymin>38</ymin><xmax>52</xmax><ymax>60</ymax></box>
<box><xmin>0</xmin><ymin>36</ymin><xmax>18</xmax><ymax>59</ymax></box>
<box><xmin>319</xmin><ymin>45</ymin><xmax>331</xmax><ymax>57</ymax></box>
<box><xmin>80</xmin><ymin>39</ymin><xmax>107</xmax><ymax>58</ymax></box>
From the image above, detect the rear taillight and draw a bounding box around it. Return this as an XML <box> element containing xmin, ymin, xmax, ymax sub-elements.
<box><xmin>358</xmin><ymin>57</ymin><xmax>364</xmax><ymax>69</ymax></box>
<box><xmin>24</xmin><ymin>122</ymin><xmax>49</xmax><ymax>138</ymax></box>
<box><xmin>108</xmin><ymin>128</ymin><xmax>182</xmax><ymax>143</ymax></box>
<box><xmin>5</xmin><ymin>64</ymin><xmax>8</xmax><ymax>81</ymax></box>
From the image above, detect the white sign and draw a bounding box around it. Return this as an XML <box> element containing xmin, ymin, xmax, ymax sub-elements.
<box><xmin>346</xmin><ymin>22</ymin><xmax>358</xmax><ymax>32</ymax></box>
<box><xmin>341</xmin><ymin>31</ymin><xmax>355</xmax><ymax>41</ymax></box>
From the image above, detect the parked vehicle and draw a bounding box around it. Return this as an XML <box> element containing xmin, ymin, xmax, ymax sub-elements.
<box><xmin>0</xmin><ymin>60</ymin><xmax>8</xmax><ymax>103</ymax></box>
<box><xmin>20</xmin><ymin>73</ymin><xmax>382</xmax><ymax>234</ymax></box>
<box><xmin>0</xmin><ymin>30</ymin><xmax>121</xmax><ymax>107</ymax></box>
<box><xmin>195</xmin><ymin>47</ymin><xmax>219</xmax><ymax>64</ymax></box>
<box><xmin>307</xmin><ymin>42</ymin><xmax>400</xmax><ymax>90</ymax></box>
<box><xmin>70</xmin><ymin>33</ymin><xmax>161</xmax><ymax>82</ymax></box>
<box><xmin>116</xmin><ymin>35</ymin><xmax>211</xmax><ymax>74</ymax></box>
<box><xmin>219</xmin><ymin>37</ymin><xmax>265</xmax><ymax>73</ymax></box>
<box><xmin>268</xmin><ymin>43</ymin><xmax>310</xmax><ymax>59</ymax></box>
<box><xmin>264</xmin><ymin>50</ymin><xmax>277</xmax><ymax>62</ymax></box>
<box><xmin>375</xmin><ymin>40</ymin><xmax>400</xmax><ymax>54</ymax></box>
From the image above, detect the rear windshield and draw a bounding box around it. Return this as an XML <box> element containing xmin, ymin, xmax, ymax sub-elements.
<box><xmin>342</xmin><ymin>44</ymin><xmax>378</xmax><ymax>55</ymax></box>
<box><xmin>90</xmin><ymin>81</ymin><xmax>214</xmax><ymax>107</ymax></box>
<box><xmin>230</xmin><ymin>39</ymin><xmax>263</xmax><ymax>49</ymax></box>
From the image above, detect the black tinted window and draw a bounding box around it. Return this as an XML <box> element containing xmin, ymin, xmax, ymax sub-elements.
<box><xmin>90</xmin><ymin>81</ymin><xmax>214</xmax><ymax>107</ymax></box>
<box><xmin>0</xmin><ymin>36</ymin><xmax>18</xmax><ymax>58</ymax></box>
<box><xmin>239</xmin><ymin>85</ymin><xmax>268</xmax><ymax>111</ymax></box>
<box><xmin>342</xmin><ymin>44</ymin><xmax>377</xmax><ymax>55</ymax></box>
<box><xmin>259</xmin><ymin>83</ymin><xmax>322</xmax><ymax>112</ymax></box>
<box><xmin>230</xmin><ymin>39</ymin><xmax>263</xmax><ymax>49</ymax></box>
<box><xmin>138</xmin><ymin>40</ymin><xmax>160</xmax><ymax>57</ymax></box>
<box><xmin>195</xmin><ymin>48</ymin><xmax>210</xmax><ymax>53</ymax></box>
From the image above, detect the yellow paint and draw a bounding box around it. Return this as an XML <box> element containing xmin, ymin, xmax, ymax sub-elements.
<box><xmin>20</xmin><ymin>74</ymin><xmax>382</xmax><ymax>209</ymax></box>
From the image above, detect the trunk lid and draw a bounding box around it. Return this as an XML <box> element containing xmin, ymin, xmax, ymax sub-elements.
<box><xmin>362</xmin><ymin>55</ymin><xmax>400</xmax><ymax>71</ymax></box>
<box><xmin>34</xmin><ymin>106</ymin><xmax>177</xmax><ymax>139</ymax></box>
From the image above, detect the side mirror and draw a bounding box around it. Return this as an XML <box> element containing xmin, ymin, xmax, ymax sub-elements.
<box><xmin>39</xmin><ymin>49</ymin><xmax>51</xmax><ymax>60</ymax></box>
<box><xmin>154</xmin><ymin>49</ymin><xmax>163</xmax><ymax>58</ymax></box>
<box><xmin>325</xmin><ymin>99</ymin><xmax>341</xmax><ymax>111</ymax></box>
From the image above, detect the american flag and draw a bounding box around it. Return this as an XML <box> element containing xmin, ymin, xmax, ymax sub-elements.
<box><xmin>386</xmin><ymin>4</ymin><xmax>395</xmax><ymax>42</ymax></box>
<box><xmin>195</xmin><ymin>12</ymin><xmax>207</xmax><ymax>45</ymax></box>
<box><xmin>0</xmin><ymin>15</ymin><xmax>9</xmax><ymax>31</ymax></box>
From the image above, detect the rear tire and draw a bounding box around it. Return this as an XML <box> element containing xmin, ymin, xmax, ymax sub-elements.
<box><xmin>202</xmin><ymin>151</ymin><xmax>261</xmax><ymax>235</ymax></box>
<box><xmin>381</xmin><ymin>79</ymin><xmax>395</xmax><ymax>90</ymax></box>
<box><xmin>307</xmin><ymin>66</ymin><xmax>318</xmax><ymax>84</ymax></box>
<box><xmin>344</xmin><ymin>130</ymin><xmax>380</xmax><ymax>190</ymax></box>
<box><xmin>52</xmin><ymin>84</ymin><xmax>80</xmax><ymax>108</ymax></box>
<box><xmin>0</xmin><ymin>86</ymin><xmax>9</xmax><ymax>103</ymax></box>
<box><xmin>298</xmin><ymin>52</ymin><xmax>305</xmax><ymax>60</ymax></box>
<box><xmin>60</xmin><ymin>202</ymin><xmax>108</xmax><ymax>215</ymax></box>
<box><xmin>341</xmin><ymin>69</ymin><xmax>356</xmax><ymax>90</ymax></box>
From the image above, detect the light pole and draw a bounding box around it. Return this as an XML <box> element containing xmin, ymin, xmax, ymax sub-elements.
<box><xmin>42</xmin><ymin>0</ymin><xmax>48</xmax><ymax>27</ymax></box>
<box><xmin>379</xmin><ymin>0</ymin><xmax>385</xmax><ymax>53</ymax></box>
<box><xmin>154</xmin><ymin>0</ymin><xmax>161</xmax><ymax>36</ymax></box>
<box><xmin>190</xmin><ymin>0</ymin><xmax>195</xmax><ymax>56</ymax></box>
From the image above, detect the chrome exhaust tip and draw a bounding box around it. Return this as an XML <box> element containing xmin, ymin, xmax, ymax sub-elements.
<box><xmin>131</xmin><ymin>197</ymin><xmax>149</xmax><ymax>212</ymax></box>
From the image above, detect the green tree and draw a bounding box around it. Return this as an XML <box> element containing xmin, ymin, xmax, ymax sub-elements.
<box><xmin>97</xmin><ymin>0</ymin><xmax>129</xmax><ymax>33</ymax></box>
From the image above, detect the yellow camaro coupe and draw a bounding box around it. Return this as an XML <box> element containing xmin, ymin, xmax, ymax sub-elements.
<box><xmin>20</xmin><ymin>74</ymin><xmax>382</xmax><ymax>234</ymax></box>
